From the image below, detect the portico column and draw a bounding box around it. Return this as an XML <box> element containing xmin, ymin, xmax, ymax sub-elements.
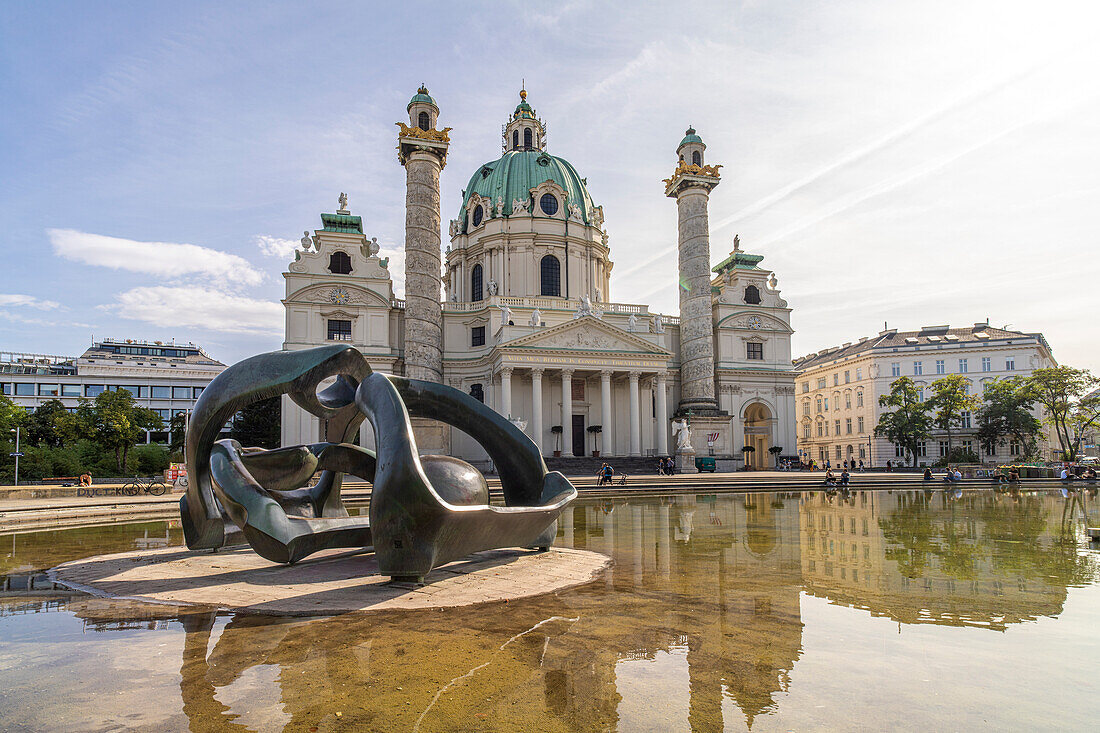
<box><xmin>531</xmin><ymin>369</ymin><xmax>544</xmax><ymax>455</ymax></box>
<box><xmin>656</xmin><ymin>371</ymin><xmax>669</xmax><ymax>456</ymax></box>
<box><xmin>500</xmin><ymin>367</ymin><xmax>513</xmax><ymax>418</ymax></box>
<box><xmin>561</xmin><ymin>369</ymin><xmax>574</xmax><ymax>456</ymax></box>
<box><xmin>600</xmin><ymin>370</ymin><xmax>613</xmax><ymax>457</ymax></box>
<box><xmin>628</xmin><ymin>371</ymin><xmax>642</xmax><ymax>457</ymax></box>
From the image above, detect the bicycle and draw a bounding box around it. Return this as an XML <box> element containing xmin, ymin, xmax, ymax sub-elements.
<box><xmin>616</xmin><ymin>472</ymin><xmax>628</xmax><ymax>486</ymax></box>
<box><xmin>123</xmin><ymin>476</ymin><xmax>168</xmax><ymax>496</ymax></box>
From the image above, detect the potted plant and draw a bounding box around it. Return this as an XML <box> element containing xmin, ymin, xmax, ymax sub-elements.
<box><xmin>587</xmin><ymin>425</ymin><xmax>603</xmax><ymax>457</ymax></box>
<box><xmin>769</xmin><ymin>445</ymin><xmax>783</xmax><ymax>468</ymax></box>
<box><xmin>551</xmin><ymin>425</ymin><xmax>563</xmax><ymax>457</ymax></box>
<box><xmin>741</xmin><ymin>444</ymin><xmax>756</xmax><ymax>470</ymax></box>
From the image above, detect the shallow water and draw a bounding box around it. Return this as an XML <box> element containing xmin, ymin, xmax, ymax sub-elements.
<box><xmin>2</xmin><ymin>489</ymin><xmax>1099</xmax><ymax>732</ymax></box>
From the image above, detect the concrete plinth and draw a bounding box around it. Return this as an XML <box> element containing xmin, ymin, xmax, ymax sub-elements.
<box><xmin>50</xmin><ymin>545</ymin><xmax>609</xmax><ymax>616</ymax></box>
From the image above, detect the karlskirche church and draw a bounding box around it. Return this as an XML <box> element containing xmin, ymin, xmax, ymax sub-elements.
<box><xmin>281</xmin><ymin>87</ymin><xmax>797</xmax><ymax>469</ymax></box>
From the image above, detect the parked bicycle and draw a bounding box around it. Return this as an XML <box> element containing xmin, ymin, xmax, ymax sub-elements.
<box><xmin>123</xmin><ymin>476</ymin><xmax>168</xmax><ymax>496</ymax></box>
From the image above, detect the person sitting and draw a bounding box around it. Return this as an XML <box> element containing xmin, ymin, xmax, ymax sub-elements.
<box><xmin>1084</xmin><ymin>468</ymin><xmax>1097</xmax><ymax>481</ymax></box>
<box><xmin>823</xmin><ymin>469</ymin><xmax>837</xmax><ymax>487</ymax></box>
<box><xmin>954</xmin><ymin>468</ymin><xmax>963</xmax><ymax>481</ymax></box>
<box><xmin>840</xmin><ymin>469</ymin><xmax>850</xmax><ymax>486</ymax></box>
<box><xmin>1060</xmin><ymin>467</ymin><xmax>1074</xmax><ymax>481</ymax></box>
<box><xmin>992</xmin><ymin>468</ymin><xmax>1006</xmax><ymax>484</ymax></box>
<box><xmin>79</xmin><ymin>473</ymin><xmax>92</xmax><ymax>488</ymax></box>
<box><xmin>1008</xmin><ymin>467</ymin><xmax>1020</xmax><ymax>482</ymax></box>
<box><xmin>923</xmin><ymin>467</ymin><xmax>933</xmax><ymax>481</ymax></box>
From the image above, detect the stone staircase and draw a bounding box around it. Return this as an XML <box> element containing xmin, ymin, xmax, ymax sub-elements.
<box><xmin>542</xmin><ymin>455</ymin><xmax>661</xmax><ymax>477</ymax></box>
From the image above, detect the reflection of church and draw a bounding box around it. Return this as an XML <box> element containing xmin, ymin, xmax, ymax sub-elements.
<box><xmin>280</xmin><ymin>87</ymin><xmax>796</xmax><ymax>466</ymax></box>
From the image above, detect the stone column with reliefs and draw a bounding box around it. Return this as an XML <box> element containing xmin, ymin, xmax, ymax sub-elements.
<box><xmin>560</xmin><ymin>369</ymin><xmax>574</xmax><ymax>457</ymax></box>
<box><xmin>530</xmin><ymin>368</ymin><xmax>544</xmax><ymax>455</ymax></box>
<box><xmin>665</xmin><ymin>127</ymin><xmax>721</xmax><ymax>415</ymax></box>
<box><xmin>398</xmin><ymin>87</ymin><xmax>450</xmax><ymax>383</ymax></box>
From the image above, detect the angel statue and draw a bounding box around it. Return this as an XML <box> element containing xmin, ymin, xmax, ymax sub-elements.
<box><xmin>338</xmin><ymin>192</ymin><xmax>349</xmax><ymax>213</ymax></box>
<box><xmin>498</xmin><ymin>303</ymin><xmax>513</xmax><ymax>324</ymax></box>
<box><xmin>671</xmin><ymin>418</ymin><xmax>693</xmax><ymax>452</ymax></box>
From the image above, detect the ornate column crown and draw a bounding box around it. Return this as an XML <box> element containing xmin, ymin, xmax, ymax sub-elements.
<box><xmin>397</xmin><ymin>85</ymin><xmax>452</xmax><ymax>168</ymax></box>
<box><xmin>664</xmin><ymin>126</ymin><xmax>721</xmax><ymax>197</ymax></box>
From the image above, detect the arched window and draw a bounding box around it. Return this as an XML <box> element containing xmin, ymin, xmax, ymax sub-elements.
<box><xmin>539</xmin><ymin>193</ymin><xmax>558</xmax><ymax>216</ymax></box>
<box><xmin>328</xmin><ymin>251</ymin><xmax>352</xmax><ymax>275</ymax></box>
<box><xmin>692</xmin><ymin>150</ymin><xmax>701</xmax><ymax>165</ymax></box>
<box><xmin>523</xmin><ymin>127</ymin><xmax>532</xmax><ymax>148</ymax></box>
<box><xmin>417</xmin><ymin>111</ymin><xmax>430</xmax><ymax>131</ymax></box>
<box><xmin>540</xmin><ymin>255</ymin><xmax>561</xmax><ymax>297</ymax></box>
<box><xmin>472</xmin><ymin>205</ymin><xmax>484</xmax><ymax>228</ymax></box>
<box><xmin>744</xmin><ymin>284</ymin><xmax>761</xmax><ymax>304</ymax></box>
<box><xmin>512</xmin><ymin>130</ymin><xmax>519</xmax><ymax>149</ymax></box>
<box><xmin>470</xmin><ymin>383</ymin><xmax>484</xmax><ymax>403</ymax></box>
<box><xmin>471</xmin><ymin>264</ymin><xmax>483</xmax><ymax>302</ymax></box>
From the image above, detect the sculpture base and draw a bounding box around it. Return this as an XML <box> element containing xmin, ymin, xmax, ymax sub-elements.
<box><xmin>49</xmin><ymin>545</ymin><xmax>609</xmax><ymax>616</ymax></box>
<box><xmin>674</xmin><ymin>399</ymin><xmax>726</xmax><ymax>418</ymax></box>
<box><xmin>676</xmin><ymin>448</ymin><xmax>697</xmax><ymax>473</ymax></box>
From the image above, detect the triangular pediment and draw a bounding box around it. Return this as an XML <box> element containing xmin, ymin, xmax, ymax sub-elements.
<box><xmin>502</xmin><ymin>316</ymin><xmax>671</xmax><ymax>355</ymax></box>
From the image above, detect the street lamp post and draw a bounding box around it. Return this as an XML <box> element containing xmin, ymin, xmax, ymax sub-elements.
<box><xmin>9</xmin><ymin>427</ymin><xmax>20</xmax><ymax>487</ymax></box>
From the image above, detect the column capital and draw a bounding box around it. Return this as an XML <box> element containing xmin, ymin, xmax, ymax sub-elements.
<box><xmin>656</xmin><ymin>371</ymin><xmax>668</xmax><ymax>384</ymax></box>
<box><xmin>561</xmin><ymin>368</ymin><xmax>575</xmax><ymax>380</ymax></box>
<box><xmin>530</xmin><ymin>367</ymin><xmax>545</xmax><ymax>379</ymax></box>
<box><xmin>627</xmin><ymin>370</ymin><xmax>641</xmax><ymax>382</ymax></box>
<box><xmin>499</xmin><ymin>366</ymin><xmax>514</xmax><ymax>378</ymax></box>
<box><xmin>600</xmin><ymin>369</ymin><xmax>615</xmax><ymax>379</ymax></box>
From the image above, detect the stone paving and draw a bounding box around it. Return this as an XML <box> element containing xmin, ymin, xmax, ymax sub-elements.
<box><xmin>49</xmin><ymin>545</ymin><xmax>610</xmax><ymax>616</ymax></box>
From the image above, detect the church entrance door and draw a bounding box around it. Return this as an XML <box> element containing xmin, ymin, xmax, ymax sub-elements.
<box><xmin>572</xmin><ymin>415</ymin><xmax>586</xmax><ymax>457</ymax></box>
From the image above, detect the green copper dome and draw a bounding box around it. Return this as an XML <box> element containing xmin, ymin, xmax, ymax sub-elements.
<box><xmin>678</xmin><ymin>126</ymin><xmax>703</xmax><ymax>148</ymax></box>
<box><xmin>407</xmin><ymin>85</ymin><xmax>437</xmax><ymax>110</ymax></box>
<box><xmin>459</xmin><ymin>150</ymin><xmax>597</xmax><ymax>231</ymax></box>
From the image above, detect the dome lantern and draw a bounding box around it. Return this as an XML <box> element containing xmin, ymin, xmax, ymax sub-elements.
<box><xmin>677</xmin><ymin>125</ymin><xmax>706</xmax><ymax>167</ymax></box>
<box><xmin>503</xmin><ymin>87</ymin><xmax>546</xmax><ymax>152</ymax></box>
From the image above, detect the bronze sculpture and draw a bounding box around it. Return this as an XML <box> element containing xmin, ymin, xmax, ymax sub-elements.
<box><xmin>183</xmin><ymin>345</ymin><xmax>576</xmax><ymax>582</ymax></box>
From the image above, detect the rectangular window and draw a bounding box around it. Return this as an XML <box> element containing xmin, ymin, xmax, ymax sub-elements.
<box><xmin>819</xmin><ymin>448</ymin><xmax>826</xmax><ymax>462</ymax></box>
<box><xmin>985</xmin><ymin>443</ymin><xmax>996</xmax><ymax>456</ymax></box>
<box><xmin>959</xmin><ymin>358</ymin><xmax>968</xmax><ymax>373</ymax></box>
<box><xmin>935</xmin><ymin>359</ymin><xmax>945</xmax><ymax>374</ymax></box>
<box><xmin>816</xmin><ymin>398</ymin><xmax>822</xmax><ymax>413</ymax></box>
<box><xmin>117</xmin><ymin>385</ymin><xmax>140</xmax><ymax>397</ymax></box>
<box><xmin>981</xmin><ymin>357</ymin><xmax>992</xmax><ymax>372</ymax></box>
<box><xmin>833</xmin><ymin>374</ymin><xmax>839</xmax><ymax>386</ymax></box>
<box><xmin>471</xmin><ymin>326</ymin><xmax>486</xmax><ymax>347</ymax></box>
<box><xmin>834</xmin><ymin>419</ymin><xmax>841</xmax><ymax>435</ymax></box>
<box><xmin>747</xmin><ymin>342</ymin><xmax>763</xmax><ymax>360</ymax></box>
<box><xmin>1</xmin><ymin>383</ymin><xmax>10</xmax><ymax>396</ymax></box>
<box><xmin>817</xmin><ymin>423</ymin><xmax>824</xmax><ymax>437</ymax></box>
<box><xmin>858</xmin><ymin>417</ymin><xmax>864</xmax><ymax>433</ymax></box>
<box><xmin>1005</xmin><ymin>357</ymin><xmax>1015</xmax><ymax>370</ymax></box>
<box><xmin>835</xmin><ymin>446</ymin><xmax>842</xmax><ymax>460</ymax></box>
<box><xmin>917</xmin><ymin>441</ymin><xmax>927</xmax><ymax>457</ymax></box>
<box><xmin>327</xmin><ymin>319</ymin><xmax>352</xmax><ymax>342</ymax></box>
<box><xmin>961</xmin><ymin>411</ymin><xmax>971</xmax><ymax>429</ymax></box>
<box><xmin>172</xmin><ymin>386</ymin><xmax>191</xmax><ymax>399</ymax></box>
<box><xmin>917</xmin><ymin>387</ymin><xmax>924</xmax><ymax>402</ymax></box>
<box><xmin>817</xmin><ymin>377</ymin><xmax>827</xmax><ymax>389</ymax></box>
<box><xmin>151</xmin><ymin>386</ymin><xmax>170</xmax><ymax>399</ymax></box>
<box><xmin>856</xmin><ymin>368</ymin><xmax>862</xmax><ymax>380</ymax></box>
<box><xmin>895</xmin><ymin>444</ymin><xmax>905</xmax><ymax>458</ymax></box>
<box><xmin>803</xmin><ymin>424</ymin><xmax>811</xmax><ymax>439</ymax></box>
<box><xmin>891</xmin><ymin>363</ymin><xmax>901</xmax><ymax>377</ymax></box>
<box><xmin>845</xmin><ymin>393</ymin><xmax>851</xmax><ymax>408</ymax></box>
<box><xmin>1010</xmin><ymin>441</ymin><xmax>1021</xmax><ymax>455</ymax></box>
<box><xmin>803</xmin><ymin>402</ymin><xmax>810</xmax><ymax>416</ymax></box>
<box><xmin>913</xmin><ymin>361</ymin><xmax>923</xmax><ymax>376</ymax></box>
<box><xmin>856</xmin><ymin>391</ymin><xmax>863</xmax><ymax>407</ymax></box>
<box><xmin>138</xmin><ymin>386</ymin><xmax>150</xmax><ymax>398</ymax></box>
<box><xmin>61</xmin><ymin>384</ymin><xmax>81</xmax><ymax>397</ymax></box>
<box><xmin>193</xmin><ymin>387</ymin><xmax>204</xmax><ymax>398</ymax></box>
<box><xmin>939</xmin><ymin>441</ymin><xmax>949</xmax><ymax>457</ymax></box>
<box><xmin>38</xmin><ymin>383</ymin><xmax>59</xmax><ymax>397</ymax></box>
<box><xmin>962</xmin><ymin>440</ymin><xmax>973</xmax><ymax>454</ymax></box>
<box><xmin>824</xmin><ymin>397</ymin><xmax>829</xmax><ymax>411</ymax></box>
<box><xmin>802</xmin><ymin>381</ymin><xmax>809</xmax><ymax>393</ymax></box>
<box><xmin>859</xmin><ymin>445</ymin><xmax>866</xmax><ymax>458</ymax></box>
<box><xmin>571</xmin><ymin>379</ymin><xmax>585</xmax><ymax>401</ymax></box>
<box><xmin>844</xmin><ymin>370</ymin><xmax>850</xmax><ymax>383</ymax></box>
<box><xmin>846</xmin><ymin>418</ymin><xmax>852</xmax><ymax>434</ymax></box>
<box><xmin>84</xmin><ymin>384</ymin><xmax>105</xmax><ymax>398</ymax></box>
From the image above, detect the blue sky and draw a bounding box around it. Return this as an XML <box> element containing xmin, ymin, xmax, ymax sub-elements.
<box><xmin>2</xmin><ymin>1</ymin><xmax>1098</xmax><ymax>369</ymax></box>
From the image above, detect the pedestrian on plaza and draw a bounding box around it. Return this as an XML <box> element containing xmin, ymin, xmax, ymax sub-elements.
<box><xmin>858</xmin><ymin>459</ymin><xmax>865</xmax><ymax>472</ymax></box>
<box><xmin>825</xmin><ymin>459</ymin><xmax>831</xmax><ymax>470</ymax></box>
<box><xmin>886</xmin><ymin>460</ymin><xmax>892</xmax><ymax>472</ymax></box>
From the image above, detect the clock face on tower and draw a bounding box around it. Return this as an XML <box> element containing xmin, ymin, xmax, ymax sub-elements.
<box><xmin>329</xmin><ymin>287</ymin><xmax>350</xmax><ymax>305</ymax></box>
<box><xmin>747</xmin><ymin>315</ymin><xmax>763</xmax><ymax>330</ymax></box>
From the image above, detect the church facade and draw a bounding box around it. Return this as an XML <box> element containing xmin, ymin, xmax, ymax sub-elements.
<box><xmin>281</xmin><ymin>87</ymin><xmax>797</xmax><ymax>469</ymax></box>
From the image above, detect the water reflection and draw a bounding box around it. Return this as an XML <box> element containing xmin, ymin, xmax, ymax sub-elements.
<box><xmin>1</xmin><ymin>490</ymin><xmax>1098</xmax><ymax>732</ymax></box>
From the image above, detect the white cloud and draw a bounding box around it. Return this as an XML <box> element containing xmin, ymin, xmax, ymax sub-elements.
<box><xmin>0</xmin><ymin>310</ymin><xmax>95</xmax><ymax>330</ymax></box>
<box><xmin>0</xmin><ymin>294</ymin><xmax>60</xmax><ymax>310</ymax></box>
<box><xmin>103</xmin><ymin>286</ymin><xmax>283</xmax><ymax>335</ymax></box>
<box><xmin>254</xmin><ymin>234</ymin><xmax>300</xmax><ymax>259</ymax></box>
<box><xmin>48</xmin><ymin>228</ymin><xmax>264</xmax><ymax>286</ymax></box>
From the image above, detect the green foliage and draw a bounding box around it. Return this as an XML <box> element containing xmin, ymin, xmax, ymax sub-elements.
<box><xmin>1028</xmin><ymin>366</ymin><xmax>1100</xmax><ymax>460</ymax></box>
<box><xmin>933</xmin><ymin>447</ymin><xmax>980</xmax><ymax>467</ymax></box>
<box><xmin>230</xmin><ymin>396</ymin><xmax>281</xmax><ymax>449</ymax></box>
<box><xmin>168</xmin><ymin>411</ymin><xmax>187</xmax><ymax>453</ymax></box>
<box><xmin>928</xmin><ymin>374</ymin><xmax>980</xmax><ymax>454</ymax></box>
<box><xmin>90</xmin><ymin>390</ymin><xmax>163</xmax><ymax>472</ymax></box>
<box><xmin>0</xmin><ymin>394</ymin><xmax>26</xmax><ymax>434</ymax></box>
<box><xmin>874</xmin><ymin>377</ymin><xmax>933</xmax><ymax>467</ymax></box>
<box><xmin>976</xmin><ymin>377</ymin><xmax>1041</xmax><ymax>458</ymax></box>
<box><xmin>25</xmin><ymin>399</ymin><xmax>69</xmax><ymax>448</ymax></box>
<box><xmin>131</xmin><ymin>443</ymin><xmax>170</xmax><ymax>475</ymax></box>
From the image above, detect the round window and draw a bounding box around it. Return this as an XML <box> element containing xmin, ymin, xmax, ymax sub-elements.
<box><xmin>472</xmin><ymin>205</ymin><xmax>483</xmax><ymax>227</ymax></box>
<box><xmin>539</xmin><ymin>193</ymin><xmax>559</xmax><ymax>216</ymax></box>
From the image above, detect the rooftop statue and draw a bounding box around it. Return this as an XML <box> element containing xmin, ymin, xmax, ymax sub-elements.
<box><xmin>182</xmin><ymin>346</ymin><xmax>576</xmax><ymax>583</ymax></box>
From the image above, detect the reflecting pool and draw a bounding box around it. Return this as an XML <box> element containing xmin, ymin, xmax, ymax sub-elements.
<box><xmin>2</xmin><ymin>489</ymin><xmax>1099</xmax><ymax>731</ymax></box>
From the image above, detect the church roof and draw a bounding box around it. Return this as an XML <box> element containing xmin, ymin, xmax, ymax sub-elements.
<box><xmin>321</xmin><ymin>212</ymin><xmax>363</xmax><ymax>233</ymax></box>
<box><xmin>678</xmin><ymin>126</ymin><xmax>703</xmax><ymax>148</ymax></box>
<box><xmin>458</xmin><ymin>150</ymin><xmax>597</xmax><ymax>230</ymax></box>
<box><xmin>407</xmin><ymin>86</ymin><xmax>437</xmax><ymax>110</ymax></box>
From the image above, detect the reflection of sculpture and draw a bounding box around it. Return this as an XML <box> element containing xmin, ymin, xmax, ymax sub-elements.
<box><xmin>671</xmin><ymin>418</ymin><xmax>692</xmax><ymax>451</ymax></box>
<box><xmin>183</xmin><ymin>346</ymin><xmax>577</xmax><ymax>582</ymax></box>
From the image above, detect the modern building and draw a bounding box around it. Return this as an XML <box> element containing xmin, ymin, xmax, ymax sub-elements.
<box><xmin>0</xmin><ymin>338</ymin><xmax>226</xmax><ymax>444</ymax></box>
<box><xmin>281</xmin><ymin>87</ymin><xmax>798</xmax><ymax>468</ymax></box>
<box><xmin>793</xmin><ymin>323</ymin><xmax>1057</xmax><ymax>466</ymax></box>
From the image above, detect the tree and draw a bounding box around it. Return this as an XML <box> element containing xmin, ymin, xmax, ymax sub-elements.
<box><xmin>91</xmin><ymin>389</ymin><xmax>163</xmax><ymax>471</ymax></box>
<box><xmin>168</xmin><ymin>411</ymin><xmax>188</xmax><ymax>453</ymax></box>
<box><xmin>1028</xmin><ymin>366</ymin><xmax>1100</xmax><ymax>460</ymax></box>
<box><xmin>874</xmin><ymin>377</ymin><xmax>933</xmax><ymax>467</ymax></box>
<box><xmin>0</xmin><ymin>394</ymin><xmax>25</xmax><ymax>435</ymax></box>
<box><xmin>928</xmin><ymin>374</ymin><xmax>980</xmax><ymax>456</ymax></box>
<box><xmin>976</xmin><ymin>377</ymin><xmax>1041</xmax><ymax>458</ymax></box>
<box><xmin>230</xmin><ymin>396</ymin><xmax>281</xmax><ymax>449</ymax></box>
<box><xmin>25</xmin><ymin>399</ymin><xmax>69</xmax><ymax>448</ymax></box>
